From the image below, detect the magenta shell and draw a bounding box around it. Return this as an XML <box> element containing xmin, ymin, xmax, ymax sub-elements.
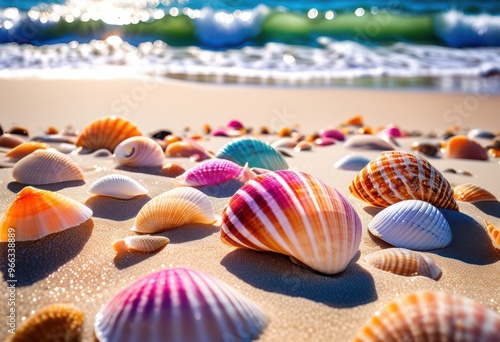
<box><xmin>315</xmin><ymin>137</ymin><xmax>336</xmax><ymax>146</ymax></box>
<box><xmin>226</xmin><ymin>119</ymin><xmax>244</xmax><ymax>130</ymax></box>
<box><xmin>212</xmin><ymin>128</ymin><xmax>231</xmax><ymax>136</ymax></box>
<box><xmin>319</xmin><ymin>128</ymin><xmax>345</xmax><ymax>141</ymax></box>
<box><xmin>381</xmin><ymin>125</ymin><xmax>403</xmax><ymax>138</ymax></box>
<box><xmin>172</xmin><ymin>159</ymin><xmax>253</xmax><ymax>187</ymax></box>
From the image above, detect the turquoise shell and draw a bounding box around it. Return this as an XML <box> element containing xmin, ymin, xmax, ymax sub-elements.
<box><xmin>215</xmin><ymin>138</ymin><xmax>288</xmax><ymax>170</ymax></box>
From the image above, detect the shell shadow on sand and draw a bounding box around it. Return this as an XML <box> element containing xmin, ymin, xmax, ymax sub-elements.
<box><xmin>471</xmin><ymin>201</ymin><xmax>500</xmax><ymax>218</ymax></box>
<box><xmin>85</xmin><ymin>195</ymin><xmax>151</xmax><ymax>221</ymax></box>
<box><xmin>221</xmin><ymin>249</ymin><xmax>377</xmax><ymax>308</ymax></box>
<box><xmin>196</xmin><ymin>180</ymin><xmax>243</xmax><ymax>198</ymax></box>
<box><xmin>0</xmin><ymin>219</ymin><xmax>93</xmax><ymax>286</ymax></box>
<box><xmin>7</xmin><ymin>180</ymin><xmax>86</xmax><ymax>193</ymax></box>
<box><xmin>113</xmin><ymin>248</ymin><xmax>164</xmax><ymax>270</ymax></box>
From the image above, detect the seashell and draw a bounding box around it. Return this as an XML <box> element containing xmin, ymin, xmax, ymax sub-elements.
<box><xmin>165</xmin><ymin>139</ymin><xmax>213</xmax><ymax>161</ymax></box>
<box><xmin>131</xmin><ymin>187</ymin><xmax>217</xmax><ymax>233</ymax></box>
<box><xmin>380</xmin><ymin>125</ymin><xmax>403</xmax><ymax>138</ymax></box>
<box><xmin>211</xmin><ymin>127</ymin><xmax>242</xmax><ymax>137</ymax></box>
<box><xmin>319</xmin><ymin>127</ymin><xmax>344</xmax><ymax>141</ymax></box>
<box><xmin>7</xmin><ymin>126</ymin><xmax>29</xmax><ymax>136</ymax></box>
<box><xmin>115</xmin><ymin>136</ymin><xmax>164</xmax><ymax>168</ymax></box>
<box><xmin>9</xmin><ymin>304</ymin><xmax>84</xmax><ymax>342</ymax></box>
<box><xmin>271</xmin><ymin>137</ymin><xmax>299</xmax><ymax>149</ymax></box>
<box><xmin>112</xmin><ymin>235</ymin><xmax>170</xmax><ymax>253</ymax></box>
<box><xmin>364</xmin><ymin>248</ymin><xmax>441</xmax><ymax>279</ymax></box>
<box><xmin>226</xmin><ymin>119</ymin><xmax>244</xmax><ymax>130</ymax></box>
<box><xmin>76</xmin><ymin>116</ymin><xmax>142</xmax><ymax>153</ymax></box>
<box><xmin>349</xmin><ymin>151</ymin><xmax>459</xmax><ymax>210</ymax></box>
<box><xmin>150</xmin><ymin>129</ymin><xmax>172</xmax><ymax>140</ymax></box>
<box><xmin>453</xmin><ymin>183</ymin><xmax>497</xmax><ymax>203</ymax></box>
<box><xmin>489</xmin><ymin>148</ymin><xmax>500</xmax><ymax>158</ymax></box>
<box><xmin>172</xmin><ymin>159</ymin><xmax>254</xmax><ymax>187</ymax></box>
<box><xmin>12</xmin><ymin>149</ymin><xmax>85</xmax><ymax>185</ymax></box>
<box><xmin>202</xmin><ymin>123</ymin><xmax>211</xmax><ymax>134</ymax></box>
<box><xmin>216</xmin><ymin>138</ymin><xmax>288</xmax><ymax>171</ymax></box>
<box><xmin>164</xmin><ymin>134</ymin><xmax>182</xmax><ymax>147</ymax></box>
<box><xmin>88</xmin><ymin>174</ymin><xmax>149</xmax><ymax>199</ymax></box>
<box><xmin>0</xmin><ymin>186</ymin><xmax>93</xmax><ymax>242</ymax></box>
<box><xmin>0</xmin><ymin>133</ymin><xmax>25</xmax><ymax>148</ymax></box>
<box><xmin>293</xmin><ymin>140</ymin><xmax>312</xmax><ymax>152</ymax></box>
<box><xmin>445</xmin><ymin>135</ymin><xmax>488</xmax><ymax>160</ymax></box>
<box><xmin>277</xmin><ymin>126</ymin><xmax>292</xmax><ymax>137</ymax></box>
<box><xmin>4</xmin><ymin>141</ymin><xmax>50</xmax><ymax>162</ymax></box>
<box><xmin>220</xmin><ymin>170</ymin><xmax>362</xmax><ymax>274</ymax></box>
<box><xmin>94</xmin><ymin>267</ymin><xmax>267</xmax><ymax>342</ymax></box>
<box><xmin>46</xmin><ymin>126</ymin><xmax>59</xmax><ymax>135</ymax></box>
<box><xmin>358</xmin><ymin>126</ymin><xmax>374</xmax><ymax>135</ymax></box>
<box><xmin>354</xmin><ymin>291</ymin><xmax>500</xmax><ymax>342</ymax></box>
<box><xmin>342</xmin><ymin>115</ymin><xmax>363</xmax><ymax>126</ymax></box>
<box><xmin>368</xmin><ymin>200</ymin><xmax>452</xmax><ymax>250</ymax></box>
<box><xmin>160</xmin><ymin>162</ymin><xmax>186</xmax><ymax>178</ymax></box>
<box><xmin>410</xmin><ymin>141</ymin><xmax>439</xmax><ymax>157</ymax></box>
<box><xmin>344</xmin><ymin>135</ymin><xmax>395</xmax><ymax>150</ymax></box>
<box><xmin>314</xmin><ymin>137</ymin><xmax>336</xmax><ymax>146</ymax></box>
<box><xmin>333</xmin><ymin>154</ymin><xmax>370</xmax><ymax>171</ymax></box>
<box><xmin>259</xmin><ymin>126</ymin><xmax>270</xmax><ymax>134</ymax></box>
<box><xmin>30</xmin><ymin>134</ymin><xmax>77</xmax><ymax>144</ymax></box>
<box><xmin>485</xmin><ymin>220</ymin><xmax>500</xmax><ymax>247</ymax></box>
<box><xmin>467</xmin><ymin>128</ymin><xmax>496</xmax><ymax>140</ymax></box>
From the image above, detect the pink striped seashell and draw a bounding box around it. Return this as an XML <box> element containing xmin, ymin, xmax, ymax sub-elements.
<box><xmin>115</xmin><ymin>136</ymin><xmax>164</xmax><ymax>168</ymax></box>
<box><xmin>453</xmin><ymin>183</ymin><xmax>497</xmax><ymax>203</ymax></box>
<box><xmin>172</xmin><ymin>159</ymin><xmax>255</xmax><ymax>187</ymax></box>
<box><xmin>4</xmin><ymin>142</ymin><xmax>50</xmax><ymax>162</ymax></box>
<box><xmin>221</xmin><ymin>170</ymin><xmax>362</xmax><ymax>274</ymax></box>
<box><xmin>354</xmin><ymin>291</ymin><xmax>500</xmax><ymax>341</ymax></box>
<box><xmin>485</xmin><ymin>220</ymin><xmax>500</xmax><ymax>248</ymax></box>
<box><xmin>94</xmin><ymin>268</ymin><xmax>267</xmax><ymax>342</ymax></box>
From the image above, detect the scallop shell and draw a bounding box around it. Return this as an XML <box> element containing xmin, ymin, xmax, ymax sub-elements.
<box><xmin>76</xmin><ymin>116</ymin><xmax>142</xmax><ymax>153</ymax></box>
<box><xmin>88</xmin><ymin>174</ymin><xmax>149</xmax><ymax>199</ymax></box>
<box><xmin>131</xmin><ymin>187</ymin><xmax>217</xmax><ymax>233</ymax></box>
<box><xmin>445</xmin><ymin>135</ymin><xmax>489</xmax><ymax>160</ymax></box>
<box><xmin>368</xmin><ymin>200</ymin><xmax>452</xmax><ymax>250</ymax></box>
<box><xmin>4</xmin><ymin>141</ymin><xmax>50</xmax><ymax>162</ymax></box>
<box><xmin>349</xmin><ymin>151</ymin><xmax>459</xmax><ymax>210</ymax></box>
<box><xmin>354</xmin><ymin>291</ymin><xmax>500</xmax><ymax>341</ymax></box>
<box><xmin>8</xmin><ymin>304</ymin><xmax>84</xmax><ymax>342</ymax></box>
<box><xmin>453</xmin><ymin>183</ymin><xmax>497</xmax><ymax>203</ymax></box>
<box><xmin>165</xmin><ymin>140</ymin><xmax>213</xmax><ymax>161</ymax></box>
<box><xmin>112</xmin><ymin>235</ymin><xmax>170</xmax><ymax>253</ymax></box>
<box><xmin>344</xmin><ymin>135</ymin><xmax>395</xmax><ymax>150</ymax></box>
<box><xmin>485</xmin><ymin>220</ymin><xmax>500</xmax><ymax>247</ymax></box>
<box><xmin>12</xmin><ymin>149</ymin><xmax>85</xmax><ymax>185</ymax></box>
<box><xmin>94</xmin><ymin>267</ymin><xmax>267</xmax><ymax>342</ymax></box>
<box><xmin>114</xmin><ymin>136</ymin><xmax>164</xmax><ymax>168</ymax></box>
<box><xmin>221</xmin><ymin>170</ymin><xmax>362</xmax><ymax>274</ymax></box>
<box><xmin>333</xmin><ymin>155</ymin><xmax>370</xmax><ymax>171</ymax></box>
<box><xmin>364</xmin><ymin>248</ymin><xmax>441</xmax><ymax>279</ymax></box>
<box><xmin>172</xmin><ymin>159</ymin><xmax>255</xmax><ymax>187</ymax></box>
<box><xmin>216</xmin><ymin>138</ymin><xmax>288</xmax><ymax>170</ymax></box>
<box><xmin>0</xmin><ymin>186</ymin><xmax>93</xmax><ymax>242</ymax></box>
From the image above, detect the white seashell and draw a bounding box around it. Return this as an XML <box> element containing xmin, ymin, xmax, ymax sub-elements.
<box><xmin>368</xmin><ymin>200</ymin><xmax>452</xmax><ymax>250</ymax></box>
<box><xmin>333</xmin><ymin>154</ymin><xmax>370</xmax><ymax>171</ymax></box>
<box><xmin>112</xmin><ymin>235</ymin><xmax>170</xmax><ymax>253</ymax></box>
<box><xmin>271</xmin><ymin>137</ymin><xmax>299</xmax><ymax>149</ymax></box>
<box><xmin>115</xmin><ymin>136</ymin><xmax>164</xmax><ymax>167</ymax></box>
<box><xmin>88</xmin><ymin>174</ymin><xmax>149</xmax><ymax>199</ymax></box>
<box><xmin>344</xmin><ymin>135</ymin><xmax>395</xmax><ymax>150</ymax></box>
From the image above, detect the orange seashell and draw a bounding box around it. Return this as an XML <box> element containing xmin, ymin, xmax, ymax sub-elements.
<box><xmin>358</xmin><ymin>126</ymin><xmax>373</xmax><ymax>135</ymax></box>
<box><xmin>165</xmin><ymin>140</ymin><xmax>213</xmax><ymax>161</ymax></box>
<box><xmin>46</xmin><ymin>126</ymin><xmax>59</xmax><ymax>135</ymax></box>
<box><xmin>4</xmin><ymin>142</ymin><xmax>50</xmax><ymax>162</ymax></box>
<box><xmin>488</xmin><ymin>148</ymin><xmax>500</xmax><ymax>158</ymax></box>
<box><xmin>0</xmin><ymin>186</ymin><xmax>93</xmax><ymax>241</ymax></box>
<box><xmin>485</xmin><ymin>220</ymin><xmax>500</xmax><ymax>247</ymax></box>
<box><xmin>202</xmin><ymin>123</ymin><xmax>211</xmax><ymax>134</ymax></box>
<box><xmin>160</xmin><ymin>162</ymin><xmax>186</xmax><ymax>178</ymax></box>
<box><xmin>453</xmin><ymin>183</ymin><xmax>497</xmax><ymax>203</ymax></box>
<box><xmin>277</xmin><ymin>126</ymin><xmax>292</xmax><ymax>137</ymax></box>
<box><xmin>349</xmin><ymin>151</ymin><xmax>458</xmax><ymax>210</ymax></box>
<box><xmin>164</xmin><ymin>134</ymin><xmax>182</xmax><ymax>147</ymax></box>
<box><xmin>445</xmin><ymin>135</ymin><xmax>488</xmax><ymax>160</ymax></box>
<box><xmin>342</xmin><ymin>115</ymin><xmax>363</xmax><ymax>127</ymax></box>
<box><xmin>0</xmin><ymin>134</ymin><xmax>25</xmax><ymax>148</ymax></box>
<box><xmin>76</xmin><ymin>116</ymin><xmax>142</xmax><ymax>153</ymax></box>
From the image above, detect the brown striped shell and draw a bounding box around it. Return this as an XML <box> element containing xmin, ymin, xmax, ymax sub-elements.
<box><xmin>485</xmin><ymin>220</ymin><xmax>500</xmax><ymax>248</ymax></box>
<box><xmin>349</xmin><ymin>151</ymin><xmax>458</xmax><ymax>210</ymax></box>
<box><xmin>76</xmin><ymin>116</ymin><xmax>142</xmax><ymax>153</ymax></box>
<box><xmin>453</xmin><ymin>183</ymin><xmax>497</xmax><ymax>203</ymax></box>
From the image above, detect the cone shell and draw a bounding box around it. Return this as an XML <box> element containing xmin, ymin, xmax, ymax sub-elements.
<box><xmin>354</xmin><ymin>291</ymin><xmax>500</xmax><ymax>342</ymax></box>
<box><xmin>0</xmin><ymin>187</ymin><xmax>93</xmax><ymax>242</ymax></box>
<box><xmin>88</xmin><ymin>174</ymin><xmax>149</xmax><ymax>199</ymax></box>
<box><xmin>115</xmin><ymin>136</ymin><xmax>164</xmax><ymax>168</ymax></box>
<box><xmin>349</xmin><ymin>151</ymin><xmax>459</xmax><ymax>210</ymax></box>
<box><xmin>172</xmin><ymin>159</ymin><xmax>254</xmax><ymax>187</ymax></box>
<box><xmin>368</xmin><ymin>200</ymin><xmax>452</xmax><ymax>251</ymax></box>
<box><xmin>94</xmin><ymin>268</ymin><xmax>266</xmax><ymax>342</ymax></box>
<box><xmin>221</xmin><ymin>170</ymin><xmax>362</xmax><ymax>274</ymax></box>
<box><xmin>12</xmin><ymin>149</ymin><xmax>85</xmax><ymax>185</ymax></box>
<box><xmin>131</xmin><ymin>187</ymin><xmax>216</xmax><ymax>233</ymax></box>
<box><xmin>165</xmin><ymin>140</ymin><xmax>213</xmax><ymax>161</ymax></box>
<box><xmin>216</xmin><ymin>138</ymin><xmax>288</xmax><ymax>170</ymax></box>
<box><xmin>8</xmin><ymin>304</ymin><xmax>84</xmax><ymax>342</ymax></box>
<box><xmin>4</xmin><ymin>141</ymin><xmax>50</xmax><ymax>162</ymax></box>
<box><xmin>485</xmin><ymin>220</ymin><xmax>500</xmax><ymax>247</ymax></box>
<box><xmin>364</xmin><ymin>248</ymin><xmax>441</xmax><ymax>279</ymax></box>
<box><xmin>112</xmin><ymin>235</ymin><xmax>170</xmax><ymax>253</ymax></box>
<box><xmin>75</xmin><ymin>116</ymin><xmax>142</xmax><ymax>153</ymax></box>
<box><xmin>445</xmin><ymin>135</ymin><xmax>489</xmax><ymax>160</ymax></box>
<box><xmin>453</xmin><ymin>183</ymin><xmax>497</xmax><ymax>203</ymax></box>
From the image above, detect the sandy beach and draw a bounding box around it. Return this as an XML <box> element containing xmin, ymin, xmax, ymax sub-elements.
<box><xmin>0</xmin><ymin>77</ymin><xmax>499</xmax><ymax>341</ymax></box>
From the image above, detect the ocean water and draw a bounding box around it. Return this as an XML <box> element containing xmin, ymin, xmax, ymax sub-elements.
<box><xmin>0</xmin><ymin>0</ymin><xmax>499</xmax><ymax>93</ymax></box>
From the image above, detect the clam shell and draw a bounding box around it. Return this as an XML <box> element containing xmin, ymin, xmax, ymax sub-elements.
<box><xmin>115</xmin><ymin>136</ymin><xmax>164</xmax><ymax>168</ymax></box>
<box><xmin>88</xmin><ymin>174</ymin><xmax>149</xmax><ymax>199</ymax></box>
<box><xmin>12</xmin><ymin>149</ymin><xmax>85</xmax><ymax>185</ymax></box>
<box><xmin>221</xmin><ymin>170</ymin><xmax>362</xmax><ymax>274</ymax></box>
<box><xmin>4</xmin><ymin>141</ymin><xmax>50</xmax><ymax>162</ymax></box>
<box><xmin>354</xmin><ymin>291</ymin><xmax>500</xmax><ymax>341</ymax></box>
<box><xmin>94</xmin><ymin>267</ymin><xmax>267</xmax><ymax>342</ymax></box>
<box><xmin>333</xmin><ymin>154</ymin><xmax>370</xmax><ymax>171</ymax></box>
<box><xmin>344</xmin><ymin>135</ymin><xmax>395</xmax><ymax>150</ymax></box>
<box><xmin>485</xmin><ymin>220</ymin><xmax>500</xmax><ymax>247</ymax></box>
<box><xmin>0</xmin><ymin>186</ymin><xmax>93</xmax><ymax>241</ymax></box>
<box><xmin>453</xmin><ymin>183</ymin><xmax>497</xmax><ymax>203</ymax></box>
<box><xmin>131</xmin><ymin>187</ymin><xmax>217</xmax><ymax>233</ymax></box>
<box><xmin>8</xmin><ymin>304</ymin><xmax>84</xmax><ymax>342</ymax></box>
<box><xmin>113</xmin><ymin>235</ymin><xmax>170</xmax><ymax>253</ymax></box>
<box><xmin>216</xmin><ymin>138</ymin><xmax>288</xmax><ymax>170</ymax></box>
<box><xmin>76</xmin><ymin>116</ymin><xmax>142</xmax><ymax>153</ymax></box>
<box><xmin>172</xmin><ymin>159</ymin><xmax>255</xmax><ymax>187</ymax></box>
<box><xmin>446</xmin><ymin>135</ymin><xmax>489</xmax><ymax>160</ymax></box>
<box><xmin>349</xmin><ymin>151</ymin><xmax>459</xmax><ymax>210</ymax></box>
<box><xmin>364</xmin><ymin>248</ymin><xmax>441</xmax><ymax>279</ymax></box>
<box><xmin>165</xmin><ymin>139</ymin><xmax>213</xmax><ymax>161</ymax></box>
<box><xmin>368</xmin><ymin>200</ymin><xmax>452</xmax><ymax>250</ymax></box>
